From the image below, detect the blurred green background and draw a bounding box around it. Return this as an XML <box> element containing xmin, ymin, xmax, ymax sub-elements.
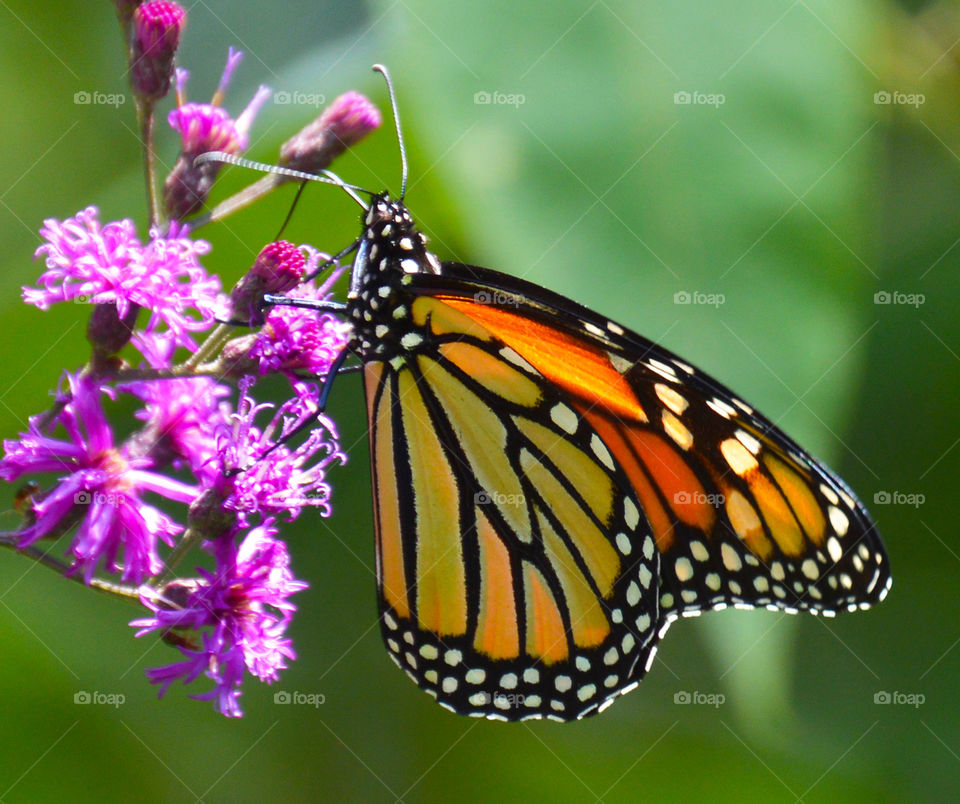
<box><xmin>0</xmin><ymin>0</ymin><xmax>958</xmax><ymax>801</ymax></box>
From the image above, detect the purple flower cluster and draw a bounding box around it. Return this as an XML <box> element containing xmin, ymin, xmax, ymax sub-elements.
<box><xmin>1</xmin><ymin>4</ymin><xmax>380</xmax><ymax>717</ymax></box>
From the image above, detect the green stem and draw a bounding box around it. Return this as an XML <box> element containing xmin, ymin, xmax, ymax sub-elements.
<box><xmin>151</xmin><ymin>527</ymin><xmax>201</xmax><ymax>586</ymax></box>
<box><xmin>0</xmin><ymin>537</ymin><xmax>144</xmax><ymax>602</ymax></box>
<box><xmin>188</xmin><ymin>174</ymin><xmax>283</xmax><ymax>229</ymax></box>
<box><xmin>139</xmin><ymin>99</ymin><xmax>161</xmax><ymax>228</ymax></box>
<box><xmin>183</xmin><ymin>323</ymin><xmax>234</xmax><ymax>371</ymax></box>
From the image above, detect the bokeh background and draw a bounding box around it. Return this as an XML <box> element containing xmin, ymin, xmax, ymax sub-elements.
<box><xmin>0</xmin><ymin>0</ymin><xmax>958</xmax><ymax>800</ymax></box>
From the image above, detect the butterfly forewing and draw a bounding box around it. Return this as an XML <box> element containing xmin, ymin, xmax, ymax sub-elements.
<box><xmin>416</xmin><ymin>263</ymin><xmax>892</xmax><ymax>623</ymax></box>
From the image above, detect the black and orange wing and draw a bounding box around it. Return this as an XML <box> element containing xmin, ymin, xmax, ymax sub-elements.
<box><xmin>358</xmin><ymin>259</ymin><xmax>889</xmax><ymax>721</ymax></box>
<box><xmin>418</xmin><ymin>263</ymin><xmax>891</xmax><ymax>624</ymax></box>
<box><xmin>363</xmin><ymin>291</ymin><xmax>661</xmax><ymax>721</ymax></box>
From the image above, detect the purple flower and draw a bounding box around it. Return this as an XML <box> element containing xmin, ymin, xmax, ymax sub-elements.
<box><xmin>0</xmin><ymin>372</ymin><xmax>197</xmax><ymax>583</ymax></box>
<box><xmin>131</xmin><ymin>1</ymin><xmax>186</xmax><ymax>100</ymax></box>
<box><xmin>164</xmin><ymin>50</ymin><xmax>272</xmax><ymax>219</ymax></box>
<box><xmin>132</xmin><ymin>520</ymin><xmax>307</xmax><ymax>717</ymax></box>
<box><xmin>249</xmin><ymin>252</ymin><xmax>351</xmax><ymax>376</ymax></box>
<box><xmin>229</xmin><ymin>241</ymin><xmax>307</xmax><ymax>326</ymax></box>
<box><xmin>124</xmin><ymin>331</ymin><xmax>229</xmax><ymax>475</ymax></box>
<box><xmin>26</xmin><ymin>208</ymin><xmax>221</xmax><ymax>350</ymax></box>
<box><xmin>206</xmin><ymin>377</ymin><xmax>345</xmax><ymax>518</ymax></box>
<box><xmin>280</xmin><ymin>91</ymin><xmax>382</xmax><ymax>174</ymax></box>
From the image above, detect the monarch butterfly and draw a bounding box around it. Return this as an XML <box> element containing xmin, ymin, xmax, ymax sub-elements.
<box><xmin>261</xmin><ymin>67</ymin><xmax>891</xmax><ymax>722</ymax></box>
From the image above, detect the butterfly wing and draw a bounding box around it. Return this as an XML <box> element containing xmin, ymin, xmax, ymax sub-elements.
<box><xmin>417</xmin><ymin>262</ymin><xmax>891</xmax><ymax>625</ymax></box>
<box><xmin>363</xmin><ymin>299</ymin><xmax>661</xmax><ymax>721</ymax></box>
<box><xmin>353</xmin><ymin>199</ymin><xmax>889</xmax><ymax>722</ymax></box>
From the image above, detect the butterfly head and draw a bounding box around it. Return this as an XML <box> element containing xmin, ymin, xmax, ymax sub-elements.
<box><xmin>346</xmin><ymin>194</ymin><xmax>443</xmax><ymax>359</ymax></box>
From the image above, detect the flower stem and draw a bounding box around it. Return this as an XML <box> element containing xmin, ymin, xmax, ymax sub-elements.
<box><xmin>0</xmin><ymin>536</ymin><xmax>143</xmax><ymax>602</ymax></box>
<box><xmin>152</xmin><ymin>527</ymin><xmax>201</xmax><ymax>586</ymax></box>
<box><xmin>189</xmin><ymin>174</ymin><xmax>284</xmax><ymax>229</ymax></box>
<box><xmin>184</xmin><ymin>322</ymin><xmax>234</xmax><ymax>371</ymax></box>
<box><xmin>138</xmin><ymin>98</ymin><xmax>161</xmax><ymax>228</ymax></box>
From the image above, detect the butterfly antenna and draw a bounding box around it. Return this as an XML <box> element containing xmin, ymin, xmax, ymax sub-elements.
<box><xmin>372</xmin><ymin>64</ymin><xmax>408</xmax><ymax>199</ymax></box>
<box><xmin>194</xmin><ymin>152</ymin><xmax>370</xmax><ymax>208</ymax></box>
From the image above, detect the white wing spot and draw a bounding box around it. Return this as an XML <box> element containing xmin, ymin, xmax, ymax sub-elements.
<box><xmin>550</xmin><ymin>404</ymin><xmax>578</xmax><ymax>434</ymax></box>
<box><xmin>655</xmin><ymin>382</ymin><xmax>690</xmax><ymax>414</ymax></box>
<box><xmin>675</xmin><ymin>557</ymin><xmax>694</xmax><ymax>582</ymax></box>
<box><xmin>735</xmin><ymin>429</ymin><xmax>762</xmax><ymax>455</ymax></box>
<box><xmin>624</xmin><ymin>497</ymin><xmax>640</xmax><ymax>530</ymax></box>
<box><xmin>721</xmin><ymin>543</ymin><xmax>742</xmax><ymax>572</ymax></box>
<box><xmin>591</xmin><ymin>434</ymin><xmax>615</xmax><ymax>470</ymax></box>
<box><xmin>828</xmin><ymin>506</ymin><xmax>850</xmax><ymax>536</ymax></box>
<box><xmin>616</xmin><ymin>532</ymin><xmax>631</xmax><ymax>555</ymax></box>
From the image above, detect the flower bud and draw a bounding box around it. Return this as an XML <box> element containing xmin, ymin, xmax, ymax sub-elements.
<box><xmin>229</xmin><ymin>241</ymin><xmax>305</xmax><ymax>326</ymax></box>
<box><xmin>87</xmin><ymin>301</ymin><xmax>140</xmax><ymax>356</ymax></box>
<box><xmin>279</xmin><ymin>91</ymin><xmax>381</xmax><ymax>175</ymax></box>
<box><xmin>131</xmin><ymin>1</ymin><xmax>186</xmax><ymax>101</ymax></box>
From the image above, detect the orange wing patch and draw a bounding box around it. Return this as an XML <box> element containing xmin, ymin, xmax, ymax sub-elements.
<box><xmin>439</xmin><ymin>297</ymin><xmax>648</xmax><ymax>423</ymax></box>
<box><xmin>367</xmin><ymin>364</ymin><xmax>410</xmax><ymax>617</ymax></box>
<box><xmin>397</xmin><ymin>369</ymin><xmax>468</xmax><ymax>636</ymax></box>
<box><xmin>474</xmin><ymin>508</ymin><xmax>521</xmax><ymax>659</ymax></box>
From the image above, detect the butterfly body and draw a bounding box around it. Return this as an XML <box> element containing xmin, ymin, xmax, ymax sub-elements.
<box><xmin>340</xmin><ymin>194</ymin><xmax>891</xmax><ymax>721</ymax></box>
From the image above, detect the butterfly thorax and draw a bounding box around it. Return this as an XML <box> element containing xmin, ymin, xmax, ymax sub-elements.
<box><xmin>347</xmin><ymin>195</ymin><xmax>442</xmax><ymax>361</ymax></box>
